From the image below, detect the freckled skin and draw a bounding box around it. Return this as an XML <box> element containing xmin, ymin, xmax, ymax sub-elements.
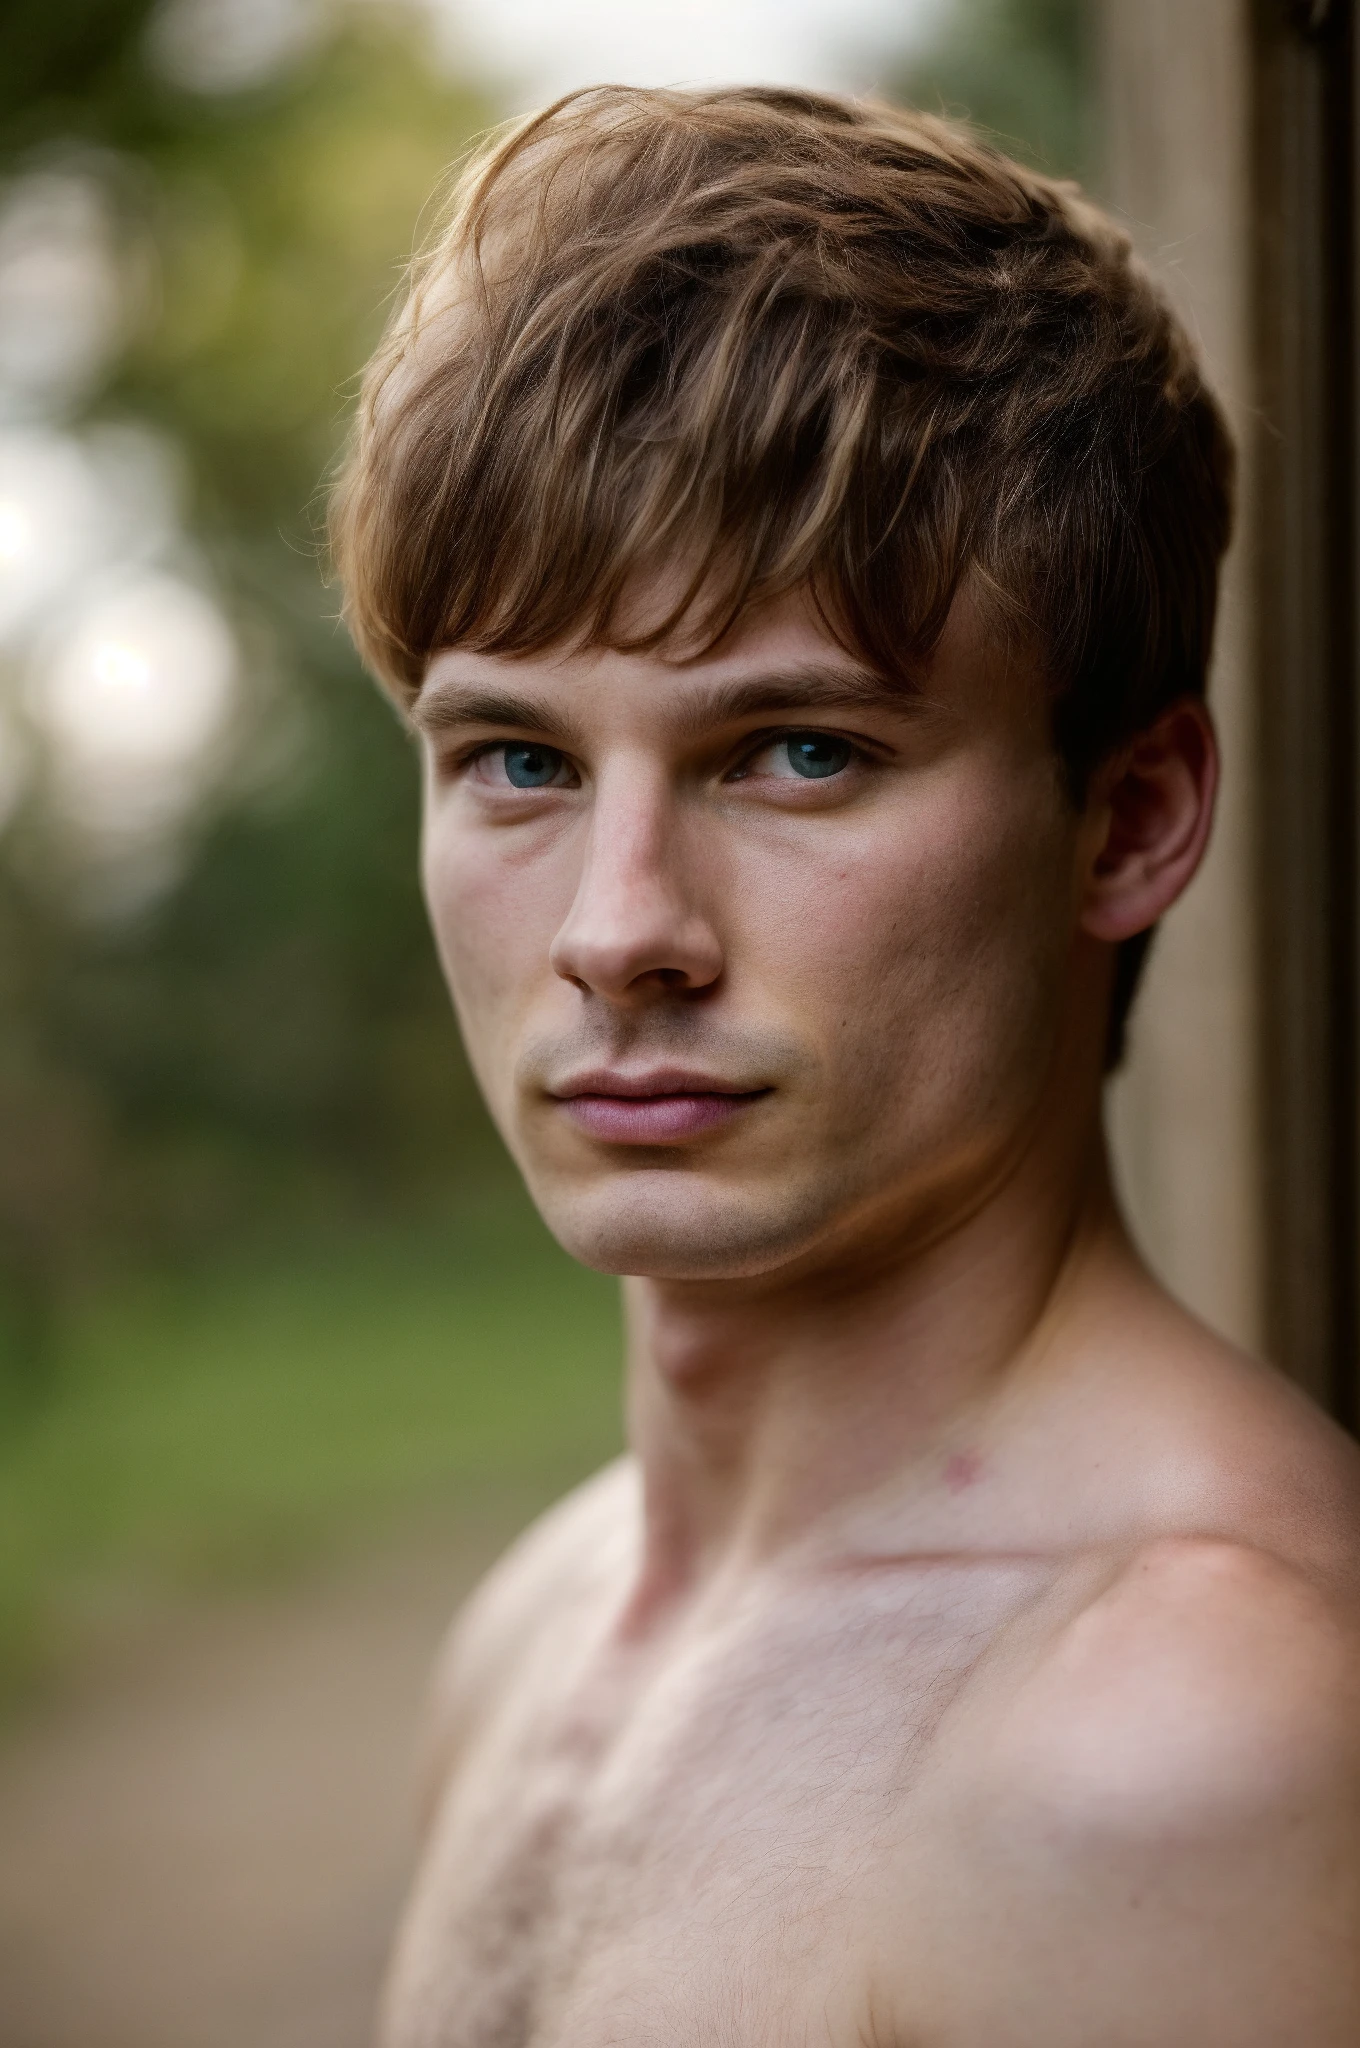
<box><xmin>384</xmin><ymin>589</ymin><xmax>1360</xmax><ymax>2048</ymax></box>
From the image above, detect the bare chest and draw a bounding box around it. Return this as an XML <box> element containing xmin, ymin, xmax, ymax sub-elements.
<box><xmin>382</xmin><ymin>1563</ymin><xmax>1054</xmax><ymax>2048</ymax></box>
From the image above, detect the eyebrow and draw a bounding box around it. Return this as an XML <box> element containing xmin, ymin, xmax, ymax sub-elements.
<box><xmin>669</xmin><ymin>662</ymin><xmax>920</xmax><ymax>738</ymax></box>
<box><xmin>409</xmin><ymin>659</ymin><xmax>919</xmax><ymax>744</ymax></box>
<box><xmin>409</xmin><ymin>684</ymin><xmax>585</xmax><ymax>746</ymax></box>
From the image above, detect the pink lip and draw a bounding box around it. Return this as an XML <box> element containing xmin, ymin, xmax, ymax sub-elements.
<box><xmin>551</xmin><ymin>1070</ymin><xmax>769</xmax><ymax>1145</ymax></box>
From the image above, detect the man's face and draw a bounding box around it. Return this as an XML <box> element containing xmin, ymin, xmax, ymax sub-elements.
<box><xmin>416</xmin><ymin>589</ymin><xmax>1089</xmax><ymax>1282</ymax></box>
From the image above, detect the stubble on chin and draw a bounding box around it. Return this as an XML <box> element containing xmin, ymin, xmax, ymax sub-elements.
<box><xmin>518</xmin><ymin>1142</ymin><xmax>879</xmax><ymax>1281</ymax></box>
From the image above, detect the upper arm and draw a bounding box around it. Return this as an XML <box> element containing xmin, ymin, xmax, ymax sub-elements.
<box><xmin>925</xmin><ymin>1540</ymin><xmax>1360</xmax><ymax>2046</ymax></box>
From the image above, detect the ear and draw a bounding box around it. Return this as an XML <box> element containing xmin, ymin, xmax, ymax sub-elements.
<box><xmin>1079</xmin><ymin>700</ymin><xmax>1219</xmax><ymax>942</ymax></box>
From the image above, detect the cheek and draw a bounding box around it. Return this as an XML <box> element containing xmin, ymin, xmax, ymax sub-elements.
<box><xmin>896</xmin><ymin>778</ymin><xmax>1071</xmax><ymax>990</ymax></box>
<box><xmin>420</xmin><ymin>814</ymin><xmax>570</xmax><ymax>1045</ymax></box>
<box><xmin>760</xmin><ymin>766</ymin><xmax>1076</xmax><ymax>1114</ymax></box>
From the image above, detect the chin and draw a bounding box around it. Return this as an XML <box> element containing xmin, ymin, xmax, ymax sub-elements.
<box><xmin>526</xmin><ymin>1167</ymin><xmax>836</xmax><ymax>1280</ymax></box>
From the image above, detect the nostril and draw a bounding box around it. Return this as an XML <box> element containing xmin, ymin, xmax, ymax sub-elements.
<box><xmin>548</xmin><ymin>867</ymin><xmax>723</xmax><ymax>997</ymax></box>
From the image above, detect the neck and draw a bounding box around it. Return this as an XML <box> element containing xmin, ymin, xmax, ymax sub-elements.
<box><xmin>620</xmin><ymin>1105</ymin><xmax>1138</xmax><ymax>1621</ymax></box>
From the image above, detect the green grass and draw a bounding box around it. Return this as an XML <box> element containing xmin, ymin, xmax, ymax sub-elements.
<box><xmin>0</xmin><ymin>1187</ymin><xmax>624</xmax><ymax>1697</ymax></box>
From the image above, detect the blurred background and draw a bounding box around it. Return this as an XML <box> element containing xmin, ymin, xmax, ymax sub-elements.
<box><xmin>1</xmin><ymin>2</ymin><xmax>1348</xmax><ymax>2044</ymax></box>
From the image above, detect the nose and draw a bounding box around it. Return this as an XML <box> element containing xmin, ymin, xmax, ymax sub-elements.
<box><xmin>548</xmin><ymin>765</ymin><xmax>723</xmax><ymax>1002</ymax></box>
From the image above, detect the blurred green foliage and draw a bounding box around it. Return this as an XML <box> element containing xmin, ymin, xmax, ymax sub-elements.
<box><xmin>898</xmin><ymin>0</ymin><xmax>1090</xmax><ymax>181</ymax></box>
<box><xmin>0</xmin><ymin>1</ymin><xmax>499</xmax><ymax>1386</ymax></box>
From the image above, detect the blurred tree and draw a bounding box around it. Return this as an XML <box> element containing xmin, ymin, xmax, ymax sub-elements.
<box><xmin>0</xmin><ymin>865</ymin><xmax>108</xmax><ymax>1401</ymax></box>
<box><xmin>1</xmin><ymin>0</ymin><xmax>159</xmax><ymax>147</ymax></box>
<box><xmin>0</xmin><ymin>1</ymin><xmax>498</xmax><ymax>1391</ymax></box>
<box><xmin>73</xmin><ymin>9</ymin><xmax>498</xmax><ymax>1192</ymax></box>
<box><xmin>897</xmin><ymin>0</ymin><xmax>1090</xmax><ymax>181</ymax></box>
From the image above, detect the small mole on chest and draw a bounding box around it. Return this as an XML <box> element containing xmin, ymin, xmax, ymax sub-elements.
<box><xmin>943</xmin><ymin>1449</ymin><xmax>983</xmax><ymax>1493</ymax></box>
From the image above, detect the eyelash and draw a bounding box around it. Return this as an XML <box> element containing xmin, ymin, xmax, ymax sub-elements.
<box><xmin>729</xmin><ymin>730</ymin><xmax>862</xmax><ymax>781</ymax></box>
<box><xmin>451</xmin><ymin>728</ymin><xmax>877</xmax><ymax>787</ymax></box>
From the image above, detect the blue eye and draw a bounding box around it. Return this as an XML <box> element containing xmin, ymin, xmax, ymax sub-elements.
<box><xmin>782</xmin><ymin>733</ymin><xmax>852</xmax><ymax>778</ymax></box>
<box><xmin>502</xmin><ymin>743</ymin><xmax>566</xmax><ymax>788</ymax></box>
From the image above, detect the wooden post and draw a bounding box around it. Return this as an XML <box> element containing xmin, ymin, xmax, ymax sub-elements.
<box><xmin>1100</xmin><ymin>0</ymin><xmax>1265</xmax><ymax>1356</ymax></box>
<box><xmin>1100</xmin><ymin>0</ymin><xmax>1359</xmax><ymax>1426</ymax></box>
<box><xmin>1251</xmin><ymin>0</ymin><xmax>1358</xmax><ymax>1422</ymax></box>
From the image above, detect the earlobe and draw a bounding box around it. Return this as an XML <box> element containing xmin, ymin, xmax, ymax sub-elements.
<box><xmin>1080</xmin><ymin>701</ymin><xmax>1219</xmax><ymax>943</ymax></box>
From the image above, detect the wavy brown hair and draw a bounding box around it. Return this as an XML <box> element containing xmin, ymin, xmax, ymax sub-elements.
<box><xmin>330</xmin><ymin>84</ymin><xmax>1234</xmax><ymax>1060</ymax></box>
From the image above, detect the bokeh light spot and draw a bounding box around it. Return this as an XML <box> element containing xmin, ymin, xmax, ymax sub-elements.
<box><xmin>32</xmin><ymin>573</ymin><xmax>238</xmax><ymax>843</ymax></box>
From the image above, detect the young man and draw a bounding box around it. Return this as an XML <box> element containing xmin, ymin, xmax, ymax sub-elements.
<box><xmin>333</xmin><ymin>87</ymin><xmax>1360</xmax><ymax>2047</ymax></box>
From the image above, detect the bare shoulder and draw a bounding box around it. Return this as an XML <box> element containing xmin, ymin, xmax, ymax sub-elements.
<box><xmin>1010</xmin><ymin>1533</ymin><xmax>1360</xmax><ymax>1825</ymax></box>
<box><xmin>957</xmin><ymin>1534</ymin><xmax>1360</xmax><ymax>2043</ymax></box>
<box><xmin>919</xmin><ymin>1286</ymin><xmax>1360</xmax><ymax>2037</ymax></box>
<box><xmin>418</xmin><ymin>1457</ymin><xmax>639</xmax><ymax>1812</ymax></box>
<box><xmin>1006</xmin><ymin>1286</ymin><xmax>1360</xmax><ymax>1815</ymax></box>
<box><xmin>1050</xmin><ymin>1295</ymin><xmax>1360</xmax><ymax>1789</ymax></box>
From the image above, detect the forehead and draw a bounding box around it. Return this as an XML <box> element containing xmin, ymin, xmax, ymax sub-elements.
<box><xmin>414</xmin><ymin>584</ymin><xmax>1042</xmax><ymax>742</ymax></box>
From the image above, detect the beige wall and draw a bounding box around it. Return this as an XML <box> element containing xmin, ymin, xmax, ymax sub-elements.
<box><xmin>1098</xmin><ymin>0</ymin><xmax>1264</xmax><ymax>1351</ymax></box>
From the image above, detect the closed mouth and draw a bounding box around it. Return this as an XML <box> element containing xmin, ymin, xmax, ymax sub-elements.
<box><xmin>548</xmin><ymin>1073</ymin><xmax>771</xmax><ymax>1144</ymax></box>
<box><xmin>551</xmin><ymin>1069</ymin><xmax>764</xmax><ymax>1101</ymax></box>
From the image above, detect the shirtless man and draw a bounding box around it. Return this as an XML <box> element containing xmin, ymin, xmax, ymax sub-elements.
<box><xmin>331</xmin><ymin>87</ymin><xmax>1360</xmax><ymax>2046</ymax></box>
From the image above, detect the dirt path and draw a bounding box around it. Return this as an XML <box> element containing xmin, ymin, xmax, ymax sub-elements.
<box><xmin>0</xmin><ymin>1508</ymin><xmax>525</xmax><ymax>2048</ymax></box>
